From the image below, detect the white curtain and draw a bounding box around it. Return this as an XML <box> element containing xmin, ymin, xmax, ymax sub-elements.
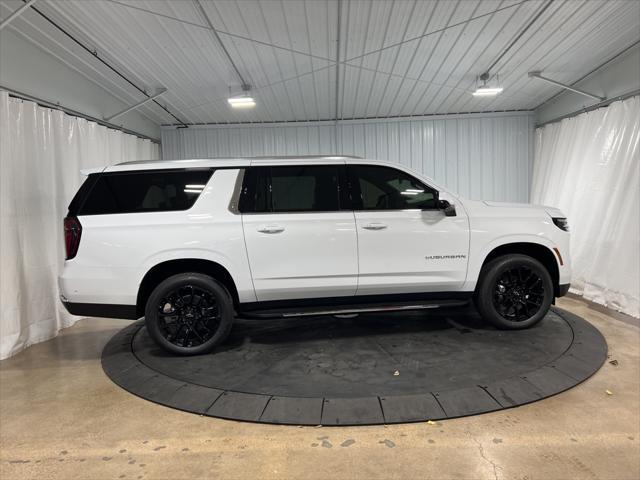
<box><xmin>0</xmin><ymin>91</ymin><xmax>160</xmax><ymax>359</ymax></box>
<box><xmin>532</xmin><ymin>96</ymin><xmax>640</xmax><ymax>318</ymax></box>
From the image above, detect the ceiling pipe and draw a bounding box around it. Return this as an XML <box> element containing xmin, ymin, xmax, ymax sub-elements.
<box><xmin>193</xmin><ymin>0</ymin><xmax>250</xmax><ymax>92</ymax></box>
<box><xmin>334</xmin><ymin>0</ymin><xmax>342</xmax><ymax>149</ymax></box>
<box><xmin>2</xmin><ymin>85</ymin><xmax>160</xmax><ymax>142</ymax></box>
<box><xmin>0</xmin><ymin>0</ymin><xmax>38</xmax><ymax>30</ymax></box>
<box><xmin>29</xmin><ymin>4</ymin><xmax>188</xmax><ymax>127</ymax></box>
<box><xmin>482</xmin><ymin>0</ymin><xmax>555</xmax><ymax>78</ymax></box>
<box><xmin>104</xmin><ymin>88</ymin><xmax>167</xmax><ymax>122</ymax></box>
<box><xmin>536</xmin><ymin>88</ymin><xmax>639</xmax><ymax>127</ymax></box>
<box><xmin>528</xmin><ymin>71</ymin><xmax>605</xmax><ymax>101</ymax></box>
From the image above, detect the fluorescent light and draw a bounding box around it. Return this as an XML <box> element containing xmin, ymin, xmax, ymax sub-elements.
<box><xmin>228</xmin><ymin>96</ymin><xmax>256</xmax><ymax>108</ymax></box>
<box><xmin>184</xmin><ymin>188</ymin><xmax>203</xmax><ymax>193</ymax></box>
<box><xmin>472</xmin><ymin>87</ymin><xmax>503</xmax><ymax>96</ymax></box>
<box><xmin>185</xmin><ymin>184</ymin><xmax>206</xmax><ymax>189</ymax></box>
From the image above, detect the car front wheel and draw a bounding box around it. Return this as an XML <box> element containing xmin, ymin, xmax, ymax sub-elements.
<box><xmin>145</xmin><ymin>273</ymin><xmax>234</xmax><ymax>355</ymax></box>
<box><xmin>475</xmin><ymin>254</ymin><xmax>553</xmax><ymax>329</ymax></box>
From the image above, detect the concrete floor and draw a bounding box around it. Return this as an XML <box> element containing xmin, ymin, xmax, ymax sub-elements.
<box><xmin>1</xmin><ymin>296</ymin><xmax>638</xmax><ymax>480</ymax></box>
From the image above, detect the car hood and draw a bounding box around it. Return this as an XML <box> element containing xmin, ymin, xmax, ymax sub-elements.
<box><xmin>483</xmin><ymin>201</ymin><xmax>565</xmax><ymax>218</ymax></box>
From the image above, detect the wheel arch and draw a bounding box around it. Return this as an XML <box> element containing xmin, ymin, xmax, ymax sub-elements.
<box><xmin>136</xmin><ymin>259</ymin><xmax>240</xmax><ymax>317</ymax></box>
<box><xmin>480</xmin><ymin>242</ymin><xmax>561</xmax><ymax>296</ymax></box>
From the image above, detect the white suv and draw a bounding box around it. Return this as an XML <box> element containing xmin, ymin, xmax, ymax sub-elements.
<box><xmin>59</xmin><ymin>156</ymin><xmax>571</xmax><ymax>355</ymax></box>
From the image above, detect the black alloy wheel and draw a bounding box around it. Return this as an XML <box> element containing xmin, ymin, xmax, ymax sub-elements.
<box><xmin>156</xmin><ymin>285</ymin><xmax>220</xmax><ymax>348</ymax></box>
<box><xmin>492</xmin><ymin>266</ymin><xmax>546</xmax><ymax>322</ymax></box>
<box><xmin>475</xmin><ymin>254</ymin><xmax>553</xmax><ymax>330</ymax></box>
<box><xmin>145</xmin><ymin>273</ymin><xmax>234</xmax><ymax>355</ymax></box>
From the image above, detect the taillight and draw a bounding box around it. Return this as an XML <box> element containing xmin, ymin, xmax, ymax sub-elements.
<box><xmin>64</xmin><ymin>216</ymin><xmax>82</xmax><ymax>260</ymax></box>
<box><xmin>552</xmin><ymin>217</ymin><xmax>569</xmax><ymax>231</ymax></box>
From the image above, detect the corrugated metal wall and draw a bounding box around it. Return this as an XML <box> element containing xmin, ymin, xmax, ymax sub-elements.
<box><xmin>161</xmin><ymin>112</ymin><xmax>534</xmax><ymax>202</ymax></box>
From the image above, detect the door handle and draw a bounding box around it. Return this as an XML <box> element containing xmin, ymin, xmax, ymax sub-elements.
<box><xmin>257</xmin><ymin>225</ymin><xmax>285</xmax><ymax>234</ymax></box>
<box><xmin>362</xmin><ymin>223</ymin><xmax>388</xmax><ymax>230</ymax></box>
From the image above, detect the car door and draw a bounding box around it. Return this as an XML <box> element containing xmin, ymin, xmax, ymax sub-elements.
<box><xmin>240</xmin><ymin>162</ymin><xmax>358</xmax><ymax>302</ymax></box>
<box><xmin>349</xmin><ymin>164</ymin><xmax>469</xmax><ymax>296</ymax></box>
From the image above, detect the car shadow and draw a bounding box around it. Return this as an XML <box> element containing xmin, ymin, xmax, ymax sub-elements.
<box><xmin>215</xmin><ymin>305</ymin><xmax>492</xmax><ymax>350</ymax></box>
<box><xmin>114</xmin><ymin>306</ymin><xmax>497</xmax><ymax>360</ymax></box>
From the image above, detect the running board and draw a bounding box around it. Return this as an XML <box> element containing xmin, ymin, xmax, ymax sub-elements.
<box><xmin>240</xmin><ymin>299</ymin><xmax>469</xmax><ymax>319</ymax></box>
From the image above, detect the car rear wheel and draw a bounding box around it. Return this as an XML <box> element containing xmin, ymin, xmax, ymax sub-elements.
<box><xmin>145</xmin><ymin>273</ymin><xmax>234</xmax><ymax>355</ymax></box>
<box><xmin>475</xmin><ymin>254</ymin><xmax>553</xmax><ymax>329</ymax></box>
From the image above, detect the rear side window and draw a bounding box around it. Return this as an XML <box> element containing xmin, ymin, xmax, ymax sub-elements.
<box><xmin>239</xmin><ymin>165</ymin><xmax>349</xmax><ymax>213</ymax></box>
<box><xmin>77</xmin><ymin>169</ymin><xmax>213</xmax><ymax>215</ymax></box>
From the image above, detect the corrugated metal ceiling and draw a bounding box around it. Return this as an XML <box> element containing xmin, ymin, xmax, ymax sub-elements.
<box><xmin>2</xmin><ymin>0</ymin><xmax>638</xmax><ymax>125</ymax></box>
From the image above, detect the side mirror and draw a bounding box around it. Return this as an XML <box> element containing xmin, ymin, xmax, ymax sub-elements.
<box><xmin>438</xmin><ymin>199</ymin><xmax>457</xmax><ymax>217</ymax></box>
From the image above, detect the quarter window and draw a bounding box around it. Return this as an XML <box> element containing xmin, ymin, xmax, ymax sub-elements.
<box><xmin>349</xmin><ymin>165</ymin><xmax>437</xmax><ymax>210</ymax></box>
<box><xmin>77</xmin><ymin>169</ymin><xmax>213</xmax><ymax>215</ymax></box>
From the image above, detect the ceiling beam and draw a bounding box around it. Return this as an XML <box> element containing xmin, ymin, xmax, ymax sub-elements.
<box><xmin>29</xmin><ymin>3</ymin><xmax>189</xmax><ymax>127</ymax></box>
<box><xmin>334</xmin><ymin>0</ymin><xmax>342</xmax><ymax>123</ymax></box>
<box><xmin>342</xmin><ymin>0</ymin><xmax>529</xmax><ymax>66</ymax></box>
<box><xmin>105</xmin><ymin>0</ymin><xmax>334</xmax><ymax>63</ymax></box>
<box><xmin>534</xmin><ymin>40</ymin><xmax>639</xmax><ymax>110</ymax></box>
<box><xmin>528</xmin><ymin>71</ymin><xmax>605</xmax><ymax>101</ymax></box>
<box><xmin>193</xmin><ymin>0</ymin><xmax>250</xmax><ymax>91</ymax></box>
<box><xmin>104</xmin><ymin>88</ymin><xmax>168</xmax><ymax>122</ymax></box>
<box><xmin>0</xmin><ymin>0</ymin><xmax>38</xmax><ymax>30</ymax></box>
<box><xmin>482</xmin><ymin>0</ymin><xmax>555</xmax><ymax>77</ymax></box>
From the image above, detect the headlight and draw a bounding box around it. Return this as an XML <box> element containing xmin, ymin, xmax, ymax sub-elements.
<box><xmin>552</xmin><ymin>217</ymin><xmax>569</xmax><ymax>231</ymax></box>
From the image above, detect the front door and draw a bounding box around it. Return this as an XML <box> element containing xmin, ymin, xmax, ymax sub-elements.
<box><xmin>241</xmin><ymin>163</ymin><xmax>358</xmax><ymax>302</ymax></box>
<box><xmin>348</xmin><ymin>164</ymin><xmax>469</xmax><ymax>296</ymax></box>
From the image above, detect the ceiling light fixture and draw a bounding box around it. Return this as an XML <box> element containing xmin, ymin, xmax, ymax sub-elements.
<box><xmin>228</xmin><ymin>84</ymin><xmax>256</xmax><ymax>109</ymax></box>
<box><xmin>228</xmin><ymin>96</ymin><xmax>256</xmax><ymax>108</ymax></box>
<box><xmin>473</xmin><ymin>87</ymin><xmax>504</xmax><ymax>96</ymax></box>
<box><xmin>473</xmin><ymin>72</ymin><xmax>503</xmax><ymax>97</ymax></box>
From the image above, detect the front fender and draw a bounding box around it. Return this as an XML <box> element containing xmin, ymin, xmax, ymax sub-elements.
<box><xmin>463</xmin><ymin>234</ymin><xmax>559</xmax><ymax>291</ymax></box>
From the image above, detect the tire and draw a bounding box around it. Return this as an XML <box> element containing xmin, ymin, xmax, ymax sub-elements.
<box><xmin>475</xmin><ymin>254</ymin><xmax>553</xmax><ymax>330</ymax></box>
<box><xmin>144</xmin><ymin>273</ymin><xmax>234</xmax><ymax>355</ymax></box>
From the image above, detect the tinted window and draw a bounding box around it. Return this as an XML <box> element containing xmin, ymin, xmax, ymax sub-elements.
<box><xmin>238</xmin><ymin>167</ymin><xmax>267</xmax><ymax>213</ymax></box>
<box><xmin>67</xmin><ymin>174</ymin><xmax>98</xmax><ymax>215</ymax></box>
<box><xmin>350</xmin><ymin>165</ymin><xmax>437</xmax><ymax>210</ymax></box>
<box><xmin>239</xmin><ymin>165</ymin><xmax>347</xmax><ymax>213</ymax></box>
<box><xmin>78</xmin><ymin>169</ymin><xmax>213</xmax><ymax>215</ymax></box>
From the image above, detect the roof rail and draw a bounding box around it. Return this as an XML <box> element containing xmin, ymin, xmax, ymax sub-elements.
<box><xmin>115</xmin><ymin>158</ymin><xmax>205</xmax><ymax>166</ymax></box>
<box><xmin>116</xmin><ymin>155</ymin><xmax>362</xmax><ymax>166</ymax></box>
<box><xmin>248</xmin><ymin>155</ymin><xmax>362</xmax><ymax>160</ymax></box>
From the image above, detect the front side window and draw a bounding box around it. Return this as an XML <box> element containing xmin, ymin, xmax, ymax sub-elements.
<box><xmin>349</xmin><ymin>165</ymin><xmax>437</xmax><ymax>210</ymax></box>
<box><xmin>78</xmin><ymin>169</ymin><xmax>213</xmax><ymax>215</ymax></box>
<box><xmin>239</xmin><ymin>165</ymin><xmax>347</xmax><ymax>213</ymax></box>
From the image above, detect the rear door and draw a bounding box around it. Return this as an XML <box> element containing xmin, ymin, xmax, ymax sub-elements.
<box><xmin>240</xmin><ymin>162</ymin><xmax>358</xmax><ymax>301</ymax></box>
<box><xmin>349</xmin><ymin>164</ymin><xmax>469</xmax><ymax>296</ymax></box>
